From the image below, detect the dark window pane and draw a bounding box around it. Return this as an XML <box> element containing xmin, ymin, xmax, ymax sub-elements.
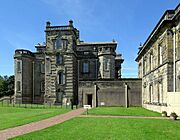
<box><xmin>83</xmin><ymin>62</ymin><xmax>89</xmax><ymax>73</ymax></box>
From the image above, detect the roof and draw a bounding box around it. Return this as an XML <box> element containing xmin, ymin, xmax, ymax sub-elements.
<box><xmin>135</xmin><ymin>3</ymin><xmax>180</xmax><ymax>62</ymax></box>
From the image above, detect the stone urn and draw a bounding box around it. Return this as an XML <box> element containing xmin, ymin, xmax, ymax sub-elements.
<box><xmin>161</xmin><ymin>111</ymin><xmax>167</xmax><ymax>117</ymax></box>
<box><xmin>170</xmin><ymin>112</ymin><xmax>178</xmax><ymax>120</ymax></box>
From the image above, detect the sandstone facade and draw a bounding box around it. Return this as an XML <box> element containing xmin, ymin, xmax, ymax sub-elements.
<box><xmin>14</xmin><ymin>20</ymin><xmax>142</xmax><ymax>106</ymax></box>
<box><xmin>136</xmin><ymin>4</ymin><xmax>180</xmax><ymax>110</ymax></box>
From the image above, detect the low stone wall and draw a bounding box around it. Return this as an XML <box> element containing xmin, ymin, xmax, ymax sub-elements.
<box><xmin>79</xmin><ymin>78</ymin><xmax>142</xmax><ymax>107</ymax></box>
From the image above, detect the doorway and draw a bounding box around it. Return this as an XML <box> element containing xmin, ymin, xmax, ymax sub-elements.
<box><xmin>87</xmin><ymin>94</ymin><xmax>92</xmax><ymax>107</ymax></box>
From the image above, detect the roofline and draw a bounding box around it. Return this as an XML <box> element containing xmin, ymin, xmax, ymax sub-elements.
<box><xmin>135</xmin><ymin>3</ymin><xmax>180</xmax><ymax>62</ymax></box>
<box><xmin>77</xmin><ymin>42</ymin><xmax>117</xmax><ymax>46</ymax></box>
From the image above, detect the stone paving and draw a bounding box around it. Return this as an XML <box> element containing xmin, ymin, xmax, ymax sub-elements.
<box><xmin>79</xmin><ymin>115</ymin><xmax>169</xmax><ymax>119</ymax></box>
<box><xmin>0</xmin><ymin>108</ymin><xmax>85</xmax><ymax>140</ymax></box>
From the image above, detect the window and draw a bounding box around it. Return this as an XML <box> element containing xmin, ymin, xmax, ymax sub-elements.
<box><xmin>46</xmin><ymin>58</ymin><xmax>51</xmax><ymax>74</ymax></box>
<box><xmin>150</xmin><ymin>53</ymin><xmax>153</xmax><ymax>71</ymax></box>
<box><xmin>40</xmin><ymin>62</ymin><xmax>45</xmax><ymax>73</ymax></box>
<box><xmin>149</xmin><ymin>85</ymin><xmax>153</xmax><ymax>103</ymax></box>
<box><xmin>159</xmin><ymin>83</ymin><xmax>163</xmax><ymax>103</ymax></box>
<box><xmin>58</xmin><ymin>72</ymin><xmax>65</xmax><ymax>85</ymax></box>
<box><xmin>138</xmin><ymin>63</ymin><xmax>142</xmax><ymax>78</ymax></box>
<box><xmin>17</xmin><ymin>81</ymin><xmax>21</xmax><ymax>92</ymax></box>
<box><xmin>83</xmin><ymin>62</ymin><xmax>89</xmax><ymax>73</ymax></box>
<box><xmin>54</xmin><ymin>38</ymin><xmax>62</xmax><ymax>49</ymax></box>
<box><xmin>56</xmin><ymin>54</ymin><xmax>63</xmax><ymax>65</ymax></box>
<box><xmin>143</xmin><ymin>58</ymin><xmax>146</xmax><ymax>75</ymax></box>
<box><xmin>17</xmin><ymin>61</ymin><xmax>21</xmax><ymax>72</ymax></box>
<box><xmin>62</xmin><ymin>40</ymin><xmax>68</xmax><ymax>48</ymax></box>
<box><xmin>159</xmin><ymin>46</ymin><xmax>163</xmax><ymax>65</ymax></box>
<box><xmin>104</xmin><ymin>59</ymin><xmax>110</xmax><ymax>71</ymax></box>
<box><xmin>41</xmin><ymin>81</ymin><xmax>45</xmax><ymax>92</ymax></box>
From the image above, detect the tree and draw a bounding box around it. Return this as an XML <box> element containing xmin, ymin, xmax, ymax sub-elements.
<box><xmin>0</xmin><ymin>75</ymin><xmax>14</xmax><ymax>100</ymax></box>
<box><xmin>7</xmin><ymin>75</ymin><xmax>15</xmax><ymax>103</ymax></box>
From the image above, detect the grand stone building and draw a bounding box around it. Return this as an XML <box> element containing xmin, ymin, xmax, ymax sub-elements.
<box><xmin>136</xmin><ymin>4</ymin><xmax>180</xmax><ymax>114</ymax></box>
<box><xmin>14</xmin><ymin>20</ymin><xmax>142</xmax><ymax>107</ymax></box>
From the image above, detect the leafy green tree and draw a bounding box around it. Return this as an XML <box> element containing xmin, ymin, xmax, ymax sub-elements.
<box><xmin>0</xmin><ymin>75</ymin><xmax>14</xmax><ymax>100</ymax></box>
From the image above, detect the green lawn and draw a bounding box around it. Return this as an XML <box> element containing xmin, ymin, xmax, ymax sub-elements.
<box><xmin>12</xmin><ymin>117</ymin><xmax>180</xmax><ymax>140</ymax></box>
<box><xmin>0</xmin><ymin>106</ymin><xmax>70</xmax><ymax>130</ymax></box>
<box><xmin>87</xmin><ymin>107</ymin><xmax>161</xmax><ymax>116</ymax></box>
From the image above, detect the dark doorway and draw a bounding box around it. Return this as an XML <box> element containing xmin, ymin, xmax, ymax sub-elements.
<box><xmin>87</xmin><ymin>94</ymin><xmax>92</xmax><ymax>107</ymax></box>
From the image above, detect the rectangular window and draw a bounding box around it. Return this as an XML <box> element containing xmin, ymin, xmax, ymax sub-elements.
<box><xmin>83</xmin><ymin>62</ymin><xmax>89</xmax><ymax>73</ymax></box>
<box><xmin>62</xmin><ymin>40</ymin><xmax>68</xmax><ymax>48</ymax></box>
<box><xmin>46</xmin><ymin>58</ymin><xmax>51</xmax><ymax>74</ymax></box>
<box><xmin>17</xmin><ymin>61</ymin><xmax>21</xmax><ymax>72</ymax></box>
<box><xmin>40</xmin><ymin>63</ymin><xmax>45</xmax><ymax>73</ymax></box>
<box><xmin>149</xmin><ymin>85</ymin><xmax>153</xmax><ymax>103</ymax></box>
<box><xmin>58</xmin><ymin>72</ymin><xmax>65</xmax><ymax>85</ymax></box>
<box><xmin>54</xmin><ymin>38</ymin><xmax>62</xmax><ymax>49</ymax></box>
<box><xmin>150</xmin><ymin>54</ymin><xmax>153</xmax><ymax>71</ymax></box>
<box><xmin>159</xmin><ymin>46</ymin><xmax>163</xmax><ymax>65</ymax></box>
<box><xmin>104</xmin><ymin>59</ymin><xmax>110</xmax><ymax>71</ymax></box>
<box><xmin>56</xmin><ymin>54</ymin><xmax>63</xmax><ymax>65</ymax></box>
<box><xmin>17</xmin><ymin>81</ymin><xmax>21</xmax><ymax>92</ymax></box>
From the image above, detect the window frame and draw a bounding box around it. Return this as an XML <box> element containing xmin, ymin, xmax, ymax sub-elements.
<box><xmin>57</xmin><ymin>71</ymin><xmax>65</xmax><ymax>85</ymax></box>
<box><xmin>56</xmin><ymin>54</ymin><xmax>63</xmax><ymax>65</ymax></box>
<box><xmin>17</xmin><ymin>61</ymin><xmax>21</xmax><ymax>73</ymax></box>
<box><xmin>82</xmin><ymin>61</ymin><xmax>90</xmax><ymax>73</ymax></box>
<box><xmin>16</xmin><ymin>81</ymin><xmax>21</xmax><ymax>92</ymax></box>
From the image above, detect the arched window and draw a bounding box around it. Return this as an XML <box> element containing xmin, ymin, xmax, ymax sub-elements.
<box><xmin>57</xmin><ymin>72</ymin><xmax>65</xmax><ymax>85</ymax></box>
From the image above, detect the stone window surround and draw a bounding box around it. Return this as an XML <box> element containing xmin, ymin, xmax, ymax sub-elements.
<box><xmin>53</xmin><ymin>37</ymin><xmax>68</xmax><ymax>50</ymax></box>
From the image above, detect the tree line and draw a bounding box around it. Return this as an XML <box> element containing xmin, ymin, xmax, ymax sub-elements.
<box><xmin>0</xmin><ymin>75</ymin><xmax>14</xmax><ymax>98</ymax></box>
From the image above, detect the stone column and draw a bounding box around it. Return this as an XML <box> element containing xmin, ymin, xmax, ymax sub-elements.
<box><xmin>94</xmin><ymin>83</ymin><xmax>97</xmax><ymax>107</ymax></box>
<box><xmin>125</xmin><ymin>83</ymin><xmax>128</xmax><ymax>108</ymax></box>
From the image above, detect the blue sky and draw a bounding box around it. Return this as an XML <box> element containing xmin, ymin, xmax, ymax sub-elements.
<box><xmin>0</xmin><ymin>0</ymin><xmax>179</xmax><ymax>77</ymax></box>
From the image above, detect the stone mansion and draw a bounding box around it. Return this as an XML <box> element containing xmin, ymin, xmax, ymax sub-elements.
<box><xmin>14</xmin><ymin>20</ymin><xmax>141</xmax><ymax>107</ymax></box>
<box><xmin>14</xmin><ymin>3</ymin><xmax>180</xmax><ymax>114</ymax></box>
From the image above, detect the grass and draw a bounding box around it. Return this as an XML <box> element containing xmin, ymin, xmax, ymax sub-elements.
<box><xmin>87</xmin><ymin>107</ymin><xmax>161</xmax><ymax>116</ymax></box>
<box><xmin>12</xmin><ymin>117</ymin><xmax>180</xmax><ymax>140</ymax></box>
<box><xmin>0</xmin><ymin>106</ymin><xmax>70</xmax><ymax>130</ymax></box>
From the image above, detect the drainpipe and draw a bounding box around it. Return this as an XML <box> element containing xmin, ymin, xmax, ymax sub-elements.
<box><xmin>173</xmin><ymin>28</ymin><xmax>176</xmax><ymax>92</ymax></box>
